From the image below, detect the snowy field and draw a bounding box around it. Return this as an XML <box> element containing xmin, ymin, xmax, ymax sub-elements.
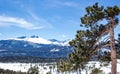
<box><xmin>0</xmin><ymin>62</ymin><xmax>57</xmax><ymax>74</ymax></box>
<box><xmin>0</xmin><ymin>60</ymin><xmax>120</xmax><ymax>74</ymax></box>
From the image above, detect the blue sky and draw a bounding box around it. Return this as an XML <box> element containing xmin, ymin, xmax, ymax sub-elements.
<box><xmin>0</xmin><ymin>0</ymin><xmax>120</xmax><ymax>40</ymax></box>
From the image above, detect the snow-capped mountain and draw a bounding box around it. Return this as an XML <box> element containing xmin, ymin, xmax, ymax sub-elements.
<box><xmin>10</xmin><ymin>35</ymin><xmax>69</xmax><ymax>46</ymax></box>
<box><xmin>0</xmin><ymin>36</ymin><xmax>72</xmax><ymax>59</ymax></box>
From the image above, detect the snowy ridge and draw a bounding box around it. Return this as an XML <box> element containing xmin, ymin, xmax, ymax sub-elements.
<box><xmin>0</xmin><ymin>36</ymin><xmax>72</xmax><ymax>58</ymax></box>
<box><xmin>11</xmin><ymin>37</ymin><xmax>51</xmax><ymax>44</ymax></box>
<box><xmin>10</xmin><ymin>35</ymin><xmax>69</xmax><ymax>46</ymax></box>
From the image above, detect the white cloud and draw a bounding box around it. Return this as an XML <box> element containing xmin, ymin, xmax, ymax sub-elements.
<box><xmin>0</xmin><ymin>33</ymin><xmax>2</xmax><ymax>36</ymax></box>
<box><xmin>29</xmin><ymin>12</ymin><xmax>53</xmax><ymax>29</ymax></box>
<box><xmin>62</xmin><ymin>2</ymin><xmax>79</xmax><ymax>8</ymax></box>
<box><xmin>0</xmin><ymin>15</ymin><xmax>43</xmax><ymax>29</ymax></box>
<box><xmin>44</xmin><ymin>0</ymin><xmax>80</xmax><ymax>8</ymax></box>
<box><xmin>62</xmin><ymin>34</ymin><xmax>66</xmax><ymax>38</ymax></box>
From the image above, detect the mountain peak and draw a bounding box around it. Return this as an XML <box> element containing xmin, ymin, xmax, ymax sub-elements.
<box><xmin>17</xmin><ymin>36</ymin><xmax>27</xmax><ymax>39</ymax></box>
<box><xmin>17</xmin><ymin>35</ymin><xmax>39</xmax><ymax>39</ymax></box>
<box><xmin>48</xmin><ymin>39</ymin><xmax>60</xmax><ymax>42</ymax></box>
<box><xmin>9</xmin><ymin>36</ymin><xmax>69</xmax><ymax>46</ymax></box>
<box><xmin>30</xmin><ymin>35</ymin><xmax>39</xmax><ymax>38</ymax></box>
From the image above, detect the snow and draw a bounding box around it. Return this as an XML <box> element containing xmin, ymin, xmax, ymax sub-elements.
<box><xmin>0</xmin><ymin>63</ymin><xmax>30</xmax><ymax>72</ymax></box>
<box><xmin>11</xmin><ymin>37</ymin><xmax>52</xmax><ymax>44</ymax></box>
<box><xmin>10</xmin><ymin>36</ymin><xmax>69</xmax><ymax>46</ymax></box>
<box><xmin>0</xmin><ymin>50</ymin><xmax>6</xmax><ymax>52</ymax></box>
<box><xmin>101</xmin><ymin>48</ymin><xmax>110</xmax><ymax>52</ymax></box>
<box><xmin>0</xmin><ymin>63</ymin><xmax>57</xmax><ymax>74</ymax></box>
<box><xmin>0</xmin><ymin>60</ymin><xmax>120</xmax><ymax>74</ymax></box>
<box><xmin>50</xmin><ymin>48</ymin><xmax>59</xmax><ymax>52</ymax></box>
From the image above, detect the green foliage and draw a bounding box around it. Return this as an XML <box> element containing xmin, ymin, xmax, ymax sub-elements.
<box><xmin>105</xmin><ymin>5</ymin><xmax>120</xmax><ymax>18</ymax></box>
<box><xmin>81</xmin><ymin>2</ymin><xmax>120</xmax><ymax>27</ymax></box>
<box><xmin>117</xmin><ymin>34</ymin><xmax>120</xmax><ymax>59</ymax></box>
<box><xmin>98</xmin><ymin>51</ymin><xmax>111</xmax><ymax>62</ymax></box>
<box><xmin>57</xmin><ymin>60</ymin><xmax>72</xmax><ymax>72</ymax></box>
<box><xmin>46</xmin><ymin>71</ymin><xmax>52</xmax><ymax>74</ymax></box>
<box><xmin>90</xmin><ymin>68</ymin><xmax>104</xmax><ymax>74</ymax></box>
<box><xmin>57</xmin><ymin>2</ymin><xmax>120</xmax><ymax>73</ymax></box>
<box><xmin>81</xmin><ymin>3</ymin><xmax>105</xmax><ymax>26</ymax></box>
<box><xmin>118</xmin><ymin>35</ymin><xmax>120</xmax><ymax>44</ymax></box>
<box><xmin>27</xmin><ymin>65</ymin><xmax>39</xmax><ymax>74</ymax></box>
<box><xmin>0</xmin><ymin>68</ymin><xmax>26</xmax><ymax>74</ymax></box>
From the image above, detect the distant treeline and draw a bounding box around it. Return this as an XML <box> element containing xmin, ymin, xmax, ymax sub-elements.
<box><xmin>0</xmin><ymin>56</ymin><xmax>67</xmax><ymax>63</ymax></box>
<box><xmin>0</xmin><ymin>68</ymin><xmax>26</xmax><ymax>74</ymax></box>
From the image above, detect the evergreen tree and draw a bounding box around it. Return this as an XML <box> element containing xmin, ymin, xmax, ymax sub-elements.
<box><xmin>57</xmin><ymin>3</ymin><xmax>120</xmax><ymax>74</ymax></box>
<box><xmin>27</xmin><ymin>65</ymin><xmax>39</xmax><ymax>74</ymax></box>
<box><xmin>80</xmin><ymin>3</ymin><xmax>120</xmax><ymax>74</ymax></box>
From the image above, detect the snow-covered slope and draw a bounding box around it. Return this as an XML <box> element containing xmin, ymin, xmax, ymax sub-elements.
<box><xmin>10</xmin><ymin>35</ymin><xmax>69</xmax><ymax>46</ymax></box>
<box><xmin>0</xmin><ymin>36</ymin><xmax>72</xmax><ymax>58</ymax></box>
<box><xmin>12</xmin><ymin>36</ymin><xmax>51</xmax><ymax>44</ymax></box>
<box><xmin>0</xmin><ymin>60</ymin><xmax>120</xmax><ymax>74</ymax></box>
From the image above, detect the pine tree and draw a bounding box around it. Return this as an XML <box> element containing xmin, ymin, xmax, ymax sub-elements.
<box><xmin>80</xmin><ymin>3</ymin><xmax>120</xmax><ymax>74</ymax></box>
<box><xmin>27</xmin><ymin>65</ymin><xmax>39</xmax><ymax>74</ymax></box>
<box><xmin>57</xmin><ymin>3</ymin><xmax>120</xmax><ymax>74</ymax></box>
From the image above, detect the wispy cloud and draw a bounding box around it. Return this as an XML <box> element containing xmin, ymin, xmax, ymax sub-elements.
<box><xmin>29</xmin><ymin>12</ymin><xmax>53</xmax><ymax>28</ymax></box>
<box><xmin>43</xmin><ymin>0</ymin><xmax>80</xmax><ymax>8</ymax></box>
<box><xmin>62</xmin><ymin>34</ymin><xmax>66</xmax><ymax>38</ymax></box>
<box><xmin>10</xmin><ymin>0</ymin><xmax>53</xmax><ymax>29</ymax></box>
<box><xmin>61</xmin><ymin>1</ymin><xmax>79</xmax><ymax>8</ymax></box>
<box><xmin>0</xmin><ymin>15</ymin><xmax>43</xmax><ymax>29</ymax></box>
<box><xmin>0</xmin><ymin>33</ymin><xmax>2</xmax><ymax>36</ymax></box>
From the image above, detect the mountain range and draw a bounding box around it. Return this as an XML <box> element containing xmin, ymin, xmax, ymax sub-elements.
<box><xmin>0</xmin><ymin>35</ymin><xmax>73</xmax><ymax>59</ymax></box>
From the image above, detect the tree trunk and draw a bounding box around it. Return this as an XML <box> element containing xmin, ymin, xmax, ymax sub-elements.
<box><xmin>110</xmin><ymin>22</ymin><xmax>117</xmax><ymax>74</ymax></box>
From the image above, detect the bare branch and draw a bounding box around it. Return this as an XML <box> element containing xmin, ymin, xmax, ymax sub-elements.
<box><xmin>88</xmin><ymin>42</ymin><xmax>111</xmax><ymax>61</ymax></box>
